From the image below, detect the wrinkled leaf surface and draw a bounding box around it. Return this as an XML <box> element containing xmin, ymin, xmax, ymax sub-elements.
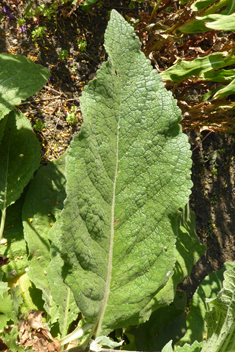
<box><xmin>57</xmin><ymin>10</ymin><xmax>192</xmax><ymax>334</ymax></box>
<box><xmin>133</xmin><ymin>204</ymin><xmax>205</xmax><ymax>322</ymax></box>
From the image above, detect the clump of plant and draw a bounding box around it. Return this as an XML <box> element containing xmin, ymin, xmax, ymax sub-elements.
<box><xmin>33</xmin><ymin>119</ymin><xmax>47</xmax><ymax>131</ymax></box>
<box><xmin>77</xmin><ymin>38</ymin><xmax>87</xmax><ymax>52</ymax></box>
<box><xmin>19</xmin><ymin>0</ymin><xmax>58</xmax><ymax>41</ymax></box>
<box><xmin>59</xmin><ymin>49</ymin><xmax>69</xmax><ymax>60</ymax></box>
<box><xmin>66</xmin><ymin>105</ymin><xmax>78</xmax><ymax>124</ymax></box>
<box><xmin>12</xmin><ymin>0</ymin><xmax>102</xmax><ymax>42</ymax></box>
<box><xmin>1</xmin><ymin>10</ymin><xmax>235</xmax><ymax>352</ymax></box>
<box><xmin>133</xmin><ymin>0</ymin><xmax>235</xmax><ymax>133</ymax></box>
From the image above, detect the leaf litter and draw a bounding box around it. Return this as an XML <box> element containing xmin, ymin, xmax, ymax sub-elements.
<box><xmin>19</xmin><ymin>311</ymin><xmax>61</xmax><ymax>352</ymax></box>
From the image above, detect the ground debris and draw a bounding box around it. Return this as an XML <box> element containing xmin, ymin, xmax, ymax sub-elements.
<box><xmin>19</xmin><ymin>310</ymin><xmax>61</xmax><ymax>352</ymax></box>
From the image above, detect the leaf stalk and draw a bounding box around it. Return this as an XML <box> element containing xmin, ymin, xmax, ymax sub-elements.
<box><xmin>60</xmin><ymin>323</ymin><xmax>94</xmax><ymax>347</ymax></box>
<box><xmin>0</xmin><ymin>207</ymin><xmax>6</xmax><ymax>242</ymax></box>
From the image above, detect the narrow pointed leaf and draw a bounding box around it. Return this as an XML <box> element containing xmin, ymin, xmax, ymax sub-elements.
<box><xmin>0</xmin><ymin>109</ymin><xmax>41</xmax><ymax>211</ymax></box>
<box><xmin>58</xmin><ymin>10</ymin><xmax>192</xmax><ymax>334</ymax></box>
<box><xmin>202</xmin><ymin>13</ymin><xmax>235</xmax><ymax>30</ymax></box>
<box><xmin>191</xmin><ymin>0</ymin><xmax>234</xmax><ymax>13</ymax></box>
<box><xmin>191</xmin><ymin>0</ymin><xmax>218</xmax><ymax>11</ymax></box>
<box><xmin>0</xmin><ymin>53</ymin><xmax>50</xmax><ymax>120</ymax></box>
<box><xmin>213</xmin><ymin>78</ymin><xmax>235</xmax><ymax>100</ymax></box>
<box><xmin>200</xmin><ymin>69</ymin><xmax>235</xmax><ymax>83</ymax></box>
<box><xmin>160</xmin><ymin>53</ymin><xmax>234</xmax><ymax>83</ymax></box>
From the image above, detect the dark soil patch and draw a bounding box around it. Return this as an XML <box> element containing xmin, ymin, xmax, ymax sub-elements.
<box><xmin>180</xmin><ymin>131</ymin><xmax>235</xmax><ymax>298</ymax></box>
<box><xmin>1</xmin><ymin>0</ymin><xmax>235</xmax><ymax>305</ymax></box>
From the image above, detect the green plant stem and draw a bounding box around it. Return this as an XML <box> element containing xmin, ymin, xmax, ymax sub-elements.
<box><xmin>0</xmin><ymin>138</ymin><xmax>9</xmax><ymax>242</ymax></box>
<box><xmin>0</xmin><ymin>207</ymin><xmax>6</xmax><ymax>242</ymax></box>
<box><xmin>63</xmin><ymin>347</ymin><xmax>89</xmax><ymax>352</ymax></box>
<box><xmin>149</xmin><ymin>0</ymin><xmax>162</xmax><ymax>23</ymax></box>
<box><xmin>63</xmin><ymin>348</ymin><xmax>144</xmax><ymax>352</ymax></box>
<box><xmin>60</xmin><ymin>323</ymin><xmax>94</xmax><ymax>347</ymax></box>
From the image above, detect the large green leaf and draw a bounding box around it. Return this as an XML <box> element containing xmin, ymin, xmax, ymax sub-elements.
<box><xmin>160</xmin><ymin>53</ymin><xmax>235</xmax><ymax>82</ymax></box>
<box><xmin>56</xmin><ymin>9</ymin><xmax>192</xmax><ymax>335</ymax></box>
<box><xmin>0</xmin><ymin>54</ymin><xmax>50</xmax><ymax>120</ymax></box>
<box><xmin>0</xmin><ymin>109</ymin><xmax>41</xmax><ymax>211</ymax></box>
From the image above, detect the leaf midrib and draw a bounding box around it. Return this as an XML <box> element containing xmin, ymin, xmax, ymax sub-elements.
<box><xmin>95</xmin><ymin>81</ymin><xmax>121</xmax><ymax>336</ymax></box>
